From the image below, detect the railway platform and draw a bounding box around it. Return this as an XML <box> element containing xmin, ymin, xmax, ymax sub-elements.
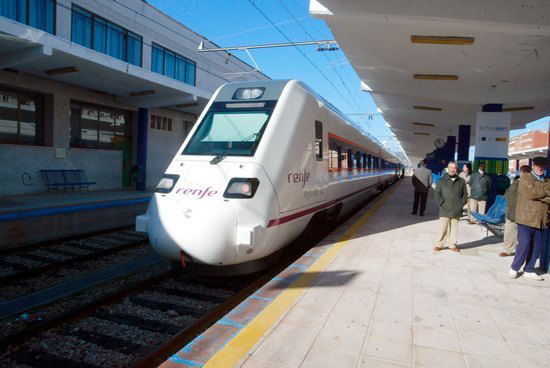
<box><xmin>161</xmin><ymin>177</ymin><xmax>550</xmax><ymax>368</ymax></box>
<box><xmin>0</xmin><ymin>189</ymin><xmax>152</xmax><ymax>247</ymax></box>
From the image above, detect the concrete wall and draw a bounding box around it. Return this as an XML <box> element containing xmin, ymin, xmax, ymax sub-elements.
<box><xmin>146</xmin><ymin>108</ymin><xmax>196</xmax><ymax>187</ymax></box>
<box><xmin>56</xmin><ymin>0</ymin><xmax>267</xmax><ymax>89</ymax></box>
<box><xmin>0</xmin><ymin>71</ymin><xmax>135</xmax><ymax>195</ymax></box>
<box><xmin>0</xmin><ymin>144</ymin><xmax>122</xmax><ymax>195</ymax></box>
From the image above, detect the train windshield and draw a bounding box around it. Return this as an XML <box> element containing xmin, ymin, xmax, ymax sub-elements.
<box><xmin>183</xmin><ymin>106</ymin><xmax>273</xmax><ymax>156</ymax></box>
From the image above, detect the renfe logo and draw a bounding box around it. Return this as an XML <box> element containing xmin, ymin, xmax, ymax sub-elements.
<box><xmin>175</xmin><ymin>186</ymin><xmax>218</xmax><ymax>199</ymax></box>
<box><xmin>288</xmin><ymin>168</ymin><xmax>310</xmax><ymax>188</ymax></box>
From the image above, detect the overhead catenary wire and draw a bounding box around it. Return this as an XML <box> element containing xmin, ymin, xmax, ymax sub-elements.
<box><xmin>283</xmin><ymin>0</ymin><xmax>379</xmax><ymax>129</ymax></box>
<box><xmin>50</xmin><ymin>0</ymin><xmax>262</xmax><ymax>82</ymax></box>
<box><xmin>107</xmin><ymin>0</ymin><xmax>259</xmax><ymax>77</ymax></box>
<box><xmin>273</xmin><ymin>0</ymin><xmax>368</xmax><ymax>124</ymax></box>
<box><xmin>283</xmin><ymin>0</ymin><xmax>407</xmax><ymax>161</ymax></box>
<box><xmin>246</xmin><ymin>0</ymin><xmax>377</xmax><ymax>142</ymax></box>
<box><xmin>270</xmin><ymin>0</ymin><xmax>388</xmax><ymax>149</ymax></box>
<box><xmin>246</xmin><ymin>1</ymin><xmax>357</xmax><ymax>108</ymax></box>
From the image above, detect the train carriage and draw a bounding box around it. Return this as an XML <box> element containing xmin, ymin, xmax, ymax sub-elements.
<box><xmin>136</xmin><ymin>80</ymin><xmax>401</xmax><ymax>274</ymax></box>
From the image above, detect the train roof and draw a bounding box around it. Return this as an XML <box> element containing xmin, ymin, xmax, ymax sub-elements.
<box><xmin>214</xmin><ymin>80</ymin><xmax>400</xmax><ymax>163</ymax></box>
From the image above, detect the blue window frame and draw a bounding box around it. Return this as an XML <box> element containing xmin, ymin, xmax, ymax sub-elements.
<box><xmin>71</xmin><ymin>4</ymin><xmax>91</xmax><ymax>47</ymax></box>
<box><xmin>127</xmin><ymin>31</ymin><xmax>142</xmax><ymax>67</ymax></box>
<box><xmin>92</xmin><ymin>17</ymin><xmax>106</xmax><ymax>53</ymax></box>
<box><xmin>71</xmin><ymin>4</ymin><xmax>142</xmax><ymax>67</ymax></box>
<box><xmin>151</xmin><ymin>42</ymin><xmax>196</xmax><ymax>86</ymax></box>
<box><xmin>1</xmin><ymin>0</ymin><xmax>55</xmax><ymax>34</ymax></box>
<box><xmin>164</xmin><ymin>50</ymin><xmax>176</xmax><ymax>79</ymax></box>
<box><xmin>106</xmin><ymin>22</ymin><xmax>125</xmax><ymax>61</ymax></box>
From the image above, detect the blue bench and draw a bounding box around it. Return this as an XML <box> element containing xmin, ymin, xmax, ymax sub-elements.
<box><xmin>39</xmin><ymin>170</ymin><xmax>96</xmax><ymax>193</ymax></box>
<box><xmin>470</xmin><ymin>195</ymin><xmax>507</xmax><ymax>236</ymax></box>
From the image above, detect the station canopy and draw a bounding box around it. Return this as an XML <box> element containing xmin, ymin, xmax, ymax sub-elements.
<box><xmin>311</xmin><ymin>0</ymin><xmax>550</xmax><ymax>163</ymax></box>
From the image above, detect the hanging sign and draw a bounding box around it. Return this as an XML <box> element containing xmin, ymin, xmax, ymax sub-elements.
<box><xmin>474</xmin><ymin>112</ymin><xmax>511</xmax><ymax>159</ymax></box>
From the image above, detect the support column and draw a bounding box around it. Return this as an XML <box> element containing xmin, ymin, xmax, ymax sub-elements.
<box><xmin>474</xmin><ymin>104</ymin><xmax>510</xmax><ymax>206</ymax></box>
<box><xmin>446</xmin><ymin>136</ymin><xmax>456</xmax><ymax>162</ymax></box>
<box><xmin>457</xmin><ymin>125</ymin><xmax>471</xmax><ymax>161</ymax></box>
<box><xmin>136</xmin><ymin>108</ymin><xmax>148</xmax><ymax>191</ymax></box>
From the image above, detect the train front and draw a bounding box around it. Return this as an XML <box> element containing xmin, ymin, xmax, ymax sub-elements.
<box><xmin>136</xmin><ymin>82</ymin><xmax>285</xmax><ymax>270</ymax></box>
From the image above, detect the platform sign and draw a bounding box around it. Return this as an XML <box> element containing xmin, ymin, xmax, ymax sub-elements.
<box><xmin>474</xmin><ymin>112</ymin><xmax>511</xmax><ymax>159</ymax></box>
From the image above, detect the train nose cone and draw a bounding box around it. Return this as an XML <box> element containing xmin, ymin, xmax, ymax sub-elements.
<box><xmin>148</xmin><ymin>196</ymin><xmax>238</xmax><ymax>265</ymax></box>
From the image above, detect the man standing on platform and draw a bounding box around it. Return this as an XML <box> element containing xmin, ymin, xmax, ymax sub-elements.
<box><xmin>509</xmin><ymin>157</ymin><xmax>550</xmax><ymax>281</ymax></box>
<box><xmin>468</xmin><ymin>162</ymin><xmax>492</xmax><ymax>224</ymax></box>
<box><xmin>500</xmin><ymin>165</ymin><xmax>531</xmax><ymax>257</ymax></box>
<box><xmin>411</xmin><ymin>161</ymin><xmax>433</xmax><ymax>216</ymax></box>
<box><xmin>434</xmin><ymin>161</ymin><xmax>468</xmax><ymax>252</ymax></box>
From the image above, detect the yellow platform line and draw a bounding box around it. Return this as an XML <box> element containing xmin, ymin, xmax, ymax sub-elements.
<box><xmin>204</xmin><ymin>182</ymin><xmax>400</xmax><ymax>368</ymax></box>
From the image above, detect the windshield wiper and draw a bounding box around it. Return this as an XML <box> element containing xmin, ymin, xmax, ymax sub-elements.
<box><xmin>210</xmin><ymin>155</ymin><xmax>226</xmax><ymax>165</ymax></box>
<box><xmin>242</xmin><ymin>132</ymin><xmax>259</xmax><ymax>142</ymax></box>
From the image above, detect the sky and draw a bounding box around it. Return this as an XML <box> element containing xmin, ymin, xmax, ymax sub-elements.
<box><xmin>148</xmin><ymin>0</ymin><xmax>547</xmax><ymax>163</ymax></box>
<box><xmin>147</xmin><ymin>0</ymin><xmax>401</xmax><ymax>156</ymax></box>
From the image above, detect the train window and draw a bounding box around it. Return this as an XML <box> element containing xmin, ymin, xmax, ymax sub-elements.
<box><xmin>183</xmin><ymin>108</ymin><xmax>273</xmax><ymax>156</ymax></box>
<box><xmin>329</xmin><ymin>142</ymin><xmax>339</xmax><ymax>168</ymax></box>
<box><xmin>362</xmin><ymin>153</ymin><xmax>367</xmax><ymax>169</ymax></box>
<box><xmin>337</xmin><ymin>146</ymin><xmax>342</xmax><ymax>168</ymax></box>
<box><xmin>347</xmin><ymin>149</ymin><xmax>353</xmax><ymax>169</ymax></box>
<box><xmin>315</xmin><ymin>121</ymin><xmax>323</xmax><ymax>161</ymax></box>
<box><xmin>338</xmin><ymin>147</ymin><xmax>349</xmax><ymax>169</ymax></box>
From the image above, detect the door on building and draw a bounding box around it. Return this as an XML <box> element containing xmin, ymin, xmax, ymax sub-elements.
<box><xmin>70</xmin><ymin>102</ymin><xmax>133</xmax><ymax>187</ymax></box>
<box><xmin>112</xmin><ymin>112</ymin><xmax>133</xmax><ymax>187</ymax></box>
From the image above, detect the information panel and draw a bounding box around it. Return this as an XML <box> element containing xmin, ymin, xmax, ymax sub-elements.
<box><xmin>474</xmin><ymin>112</ymin><xmax>511</xmax><ymax>159</ymax></box>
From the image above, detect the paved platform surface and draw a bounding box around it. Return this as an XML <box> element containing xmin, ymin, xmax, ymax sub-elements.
<box><xmin>165</xmin><ymin>177</ymin><xmax>550</xmax><ymax>368</ymax></box>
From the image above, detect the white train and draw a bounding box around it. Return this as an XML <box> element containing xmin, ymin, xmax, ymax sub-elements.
<box><xmin>136</xmin><ymin>80</ymin><xmax>401</xmax><ymax>274</ymax></box>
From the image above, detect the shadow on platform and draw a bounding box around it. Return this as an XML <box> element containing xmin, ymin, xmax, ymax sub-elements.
<box><xmin>270</xmin><ymin>270</ymin><xmax>358</xmax><ymax>289</ymax></box>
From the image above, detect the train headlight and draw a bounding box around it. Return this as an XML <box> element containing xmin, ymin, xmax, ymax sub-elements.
<box><xmin>155</xmin><ymin>174</ymin><xmax>179</xmax><ymax>193</ymax></box>
<box><xmin>223</xmin><ymin>178</ymin><xmax>260</xmax><ymax>199</ymax></box>
<box><xmin>232</xmin><ymin>87</ymin><xmax>265</xmax><ymax>100</ymax></box>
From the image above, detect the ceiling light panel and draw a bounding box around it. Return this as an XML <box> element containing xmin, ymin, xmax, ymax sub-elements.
<box><xmin>411</xmin><ymin>36</ymin><xmax>475</xmax><ymax>45</ymax></box>
<box><xmin>413</xmin><ymin>105</ymin><xmax>442</xmax><ymax>111</ymax></box>
<box><xmin>413</xmin><ymin>74</ymin><xmax>459</xmax><ymax>81</ymax></box>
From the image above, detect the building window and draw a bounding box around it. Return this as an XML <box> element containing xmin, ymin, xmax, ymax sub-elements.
<box><xmin>151</xmin><ymin>42</ymin><xmax>196</xmax><ymax>86</ymax></box>
<box><xmin>70</xmin><ymin>102</ymin><xmax>131</xmax><ymax>149</ymax></box>
<box><xmin>0</xmin><ymin>0</ymin><xmax>55</xmax><ymax>34</ymax></box>
<box><xmin>71</xmin><ymin>4</ymin><xmax>142</xmax><ymax>67</ymax></box>
<box><xmin>150</xmin><ymin>114</ymin><xmax>172</xmax><ymax>131</ymax></box>
<box><xmin>0</xmin><ymin>86</ymin><xmax>44</xmax><ymax>146</ymax></box>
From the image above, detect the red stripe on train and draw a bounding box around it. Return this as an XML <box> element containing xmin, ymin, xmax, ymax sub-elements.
<box><xmin>267</xmin><ymin>183</ymin><xmax>378</xmax><ymax>228</ymax></box>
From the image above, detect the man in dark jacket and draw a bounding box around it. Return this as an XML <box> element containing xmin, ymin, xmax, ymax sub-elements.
<box><xmin>412</xmin><ymin>161</ymin><xmax>433</xmax><ymax>216</ymax></box>
<box><xmin>509</xmin><ymin>157</ymin><xmax>550</xmax><ymax>281</ymax></box>
<box><xmin>434</xmin><ymin>161</ymin><xmax>468</xmax><ymax>252</ymax></box>
<box><xmin>468</xmin><ymin>162</ymin><xmax>492</xmax><ymax>224</ymax></box>
<box><xmin>500</xmin><ymin>165</ymin><xmax>531</xmax><ymax>257</ymax></box>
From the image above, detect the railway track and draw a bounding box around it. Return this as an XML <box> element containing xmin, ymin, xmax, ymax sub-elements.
<box><xmin>0</xmin><ymin>230</ymin><xmax>149</xmax><ymax>294</ymax></box>
<box><xmin>0</xmin><ymin>269</ymin><xmax>269</xmax><ymax>368</ymax></box>
<box><xmin>0</xmin><ymin>180</ymin><xmax>401</xmax><ymax>367</ymax></box>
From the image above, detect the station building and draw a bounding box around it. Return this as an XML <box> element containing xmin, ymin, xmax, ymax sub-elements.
<box><xmin>0</xmin><ymin>0</ymin><xmax>268</xmax><ymax>196</ymax></box>
<box><xmin>508</xmin><ymin>130</ymin><xmax>549</xmax><ymax>174</ymax></box>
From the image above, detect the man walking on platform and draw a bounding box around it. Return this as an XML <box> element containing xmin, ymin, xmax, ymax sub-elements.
<box><xmin>509</xmin><ymin>157</ymin><xmax>550</xmax><ymax>281</ymax></box>
<box><xmin>434</xmin><ymin>161</ymin><xmax>468</xmax><ymax>252</ymax></box>
<box><xmin>500</xmin><ymin>165</ymin><xmax>531</xmax><ymax>257</ymax></box>
<box><xmin>468</xmin><ymin>162</ymin><xmax>492</xmax><ymax>224</ymax></box>
<box><xmin>412</xmin><ymin>161</ymin><xmax>433</xmax><ymax>216</ymax></box>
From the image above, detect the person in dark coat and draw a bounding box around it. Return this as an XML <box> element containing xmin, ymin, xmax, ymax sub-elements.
<box><xmin>509</xmin><ymin>157</ymin><xmax>550</xmax><ymax>281</ymax></box>
<box><xmin>434</xmin><ymin>161</ymin><xmax>468</xmax><ymax>252</ymax></box>
<box><xmin>468</xmin><ymin>162</ymin><xmax>492</xmax><ymax>224</ymax></box>
<box><xmin>500</xmin><ymin>165</ymin><xmax>531</xmax><ymax>257</ymax></box>
<box><xmin>412</xmin><ymin>161</ymin><xmax>433</xmax><ymax>216</ymax></box>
